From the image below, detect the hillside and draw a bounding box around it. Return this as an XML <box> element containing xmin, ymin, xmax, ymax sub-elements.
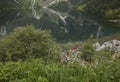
<box><xmin>0</xmin><ymin>1</ymin><xmax>120</xmax><ymax>82</ymax></box>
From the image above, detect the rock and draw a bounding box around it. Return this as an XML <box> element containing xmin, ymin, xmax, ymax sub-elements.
<box><xmin>93</xmin><ymin>42</ymin><xmax>101</xmax><ymax>49</ymax></box>
<box><xmin>94</xmin><ymin>39</ymin><xmax>120</xmax><ymax>52</ymax></box>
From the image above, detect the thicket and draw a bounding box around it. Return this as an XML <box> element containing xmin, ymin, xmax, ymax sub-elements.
<box><xmin>0</xmin><ymin>25</ymin><xmax>54</xmax><ymax>62</ymax></box>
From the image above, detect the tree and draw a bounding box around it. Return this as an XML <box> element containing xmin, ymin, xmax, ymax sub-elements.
<box><xmin>77</xmin><ymin>0</ymin><xmax>120</xmax><ymax>19</ymax></box>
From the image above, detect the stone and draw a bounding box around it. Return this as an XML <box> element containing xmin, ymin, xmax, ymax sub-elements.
<box><xmin>94</xmin><ymin>39</ymin><xmax>120</xmax><ymax>52</ymax></box>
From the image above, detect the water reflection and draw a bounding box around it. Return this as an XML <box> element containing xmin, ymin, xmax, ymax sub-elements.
<box><xmin>0</xmin><ymin>0</ymin><xmax>120</xmax><ymax>41</ymax></box>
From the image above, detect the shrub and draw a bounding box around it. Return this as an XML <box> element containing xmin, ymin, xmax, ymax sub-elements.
<box><xmin>81</xmin><ymin>37</ymin><xmax>95</xmax><ymax>63</ymax></box>
<box><xmin>0</xmin><ymin>25</ymin><xmax>54</xmax><ymax>62</ymax></box>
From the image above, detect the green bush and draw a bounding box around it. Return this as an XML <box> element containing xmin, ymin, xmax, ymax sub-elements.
<box><xmin>0</xmin><ymin>25</ymin><xmax>54</xmax><ymax>62</ymax></box>
<box><xmin>81</xmin><ymin>37</ymin><xmax>95</xmax><ymax>63</ymax></box>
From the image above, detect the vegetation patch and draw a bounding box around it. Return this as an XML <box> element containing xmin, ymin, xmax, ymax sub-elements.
<box><xmin>0</xmin><ymin>25</ymin><xmax>54</xmax><ymax>62</ymax></box>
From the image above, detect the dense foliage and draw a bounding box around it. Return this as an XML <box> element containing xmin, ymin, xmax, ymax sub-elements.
<box><xmin>0</xmin><ymin>25</ymin><xmax>53</xmax><ymax>62</ymax></box>
<box><xmin>0</xmin><ymin>26</ymin><xmax>119</xmax><ymax>82</ymax></box>
<box><xmin>0</xmin><ymin>1</ymin><xmax>120</xmax><ymax>81</ymax></box>
<box><xmin>0</xmin><ymin>59</ymin><xmax>120</xmax><ymax>82</ymax></box>
<box><xmin>77</xmin><ymin>0</ymin><xmax>120</xmax><ymax>19</ymax></box>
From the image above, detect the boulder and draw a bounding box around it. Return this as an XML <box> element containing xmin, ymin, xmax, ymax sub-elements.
<box><xmin>94</xmin><ymin>39</ymin><xmax>120</xmax><ymax>52</ymax></box>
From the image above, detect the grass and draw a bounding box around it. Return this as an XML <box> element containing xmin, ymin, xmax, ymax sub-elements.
<box><xmin>0</xmin><ymin>58</ymin><xmax>120</xmax><ymax>82</ymax></box>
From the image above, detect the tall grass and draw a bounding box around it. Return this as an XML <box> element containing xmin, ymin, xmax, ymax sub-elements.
<box><xmin>0</xmin><ymin>59</ymin><xmax>119</xmax><ymax>82</ymax></box>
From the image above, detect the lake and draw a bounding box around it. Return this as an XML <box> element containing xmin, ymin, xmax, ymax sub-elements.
<box><xmin>0</xmin><ymin>0</ymin><xmax>120</xmax><ymax>42</ymax></box>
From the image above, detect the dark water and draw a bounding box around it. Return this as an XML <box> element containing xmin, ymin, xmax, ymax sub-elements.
<box><xmin>0</xmin><ymin>3</ymin><xmax>120</xmax><ymax>42</ymax></box>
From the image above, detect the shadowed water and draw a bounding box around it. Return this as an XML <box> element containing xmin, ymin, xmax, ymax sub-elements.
<box><xmin>0</xmin><ymin>0</ymin><xmax>120</xmax><ymax>42</ymax></box>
